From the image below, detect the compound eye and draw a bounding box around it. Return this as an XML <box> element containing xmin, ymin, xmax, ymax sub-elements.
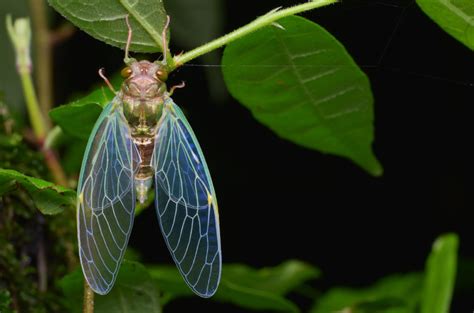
<box><xmin>156</xmin><ymin>69</ymin><xmax>168</xmax><ymax>82</ymax></box>
<box><xmin>121</xmin><ymin>67</ymin><xmax>132</xmax><ymax>78</ymax></box>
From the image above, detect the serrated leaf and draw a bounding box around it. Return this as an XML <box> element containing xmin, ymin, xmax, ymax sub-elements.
<box><xmin>311</xmin><ymin>273</ymin><xmax>423</xmax><ymax>313</ymax></box>
<box><xmin>149</xmin><ymin>260</ymin><xmax>317</xmax><ymax>312</ymax></box>
<box><xmin>0</xmin><ymin>168</ymin><xmax>75</xmax><ymax>214</ymax></box>
<box><xmin>421</xmin><ymin>233</ymin><xmax>458</xmax><ymax>313</ymax></box>
<box><xmin>60</xmin><ymin>261</ymin><xmax>161</xmax><ymax>313</ymax></box>
<box><xmin>222</xmin><ymin>16</ymin><xmax>382</xmax><ymax>176</ymax></box>
<box><xmin>416</xmin><ymin>0</ymin><xmax>474</xmax><ymax>50</ymax></box>
<box><xmin>47</xmin><ymin>0</ymin><xmax>168</xmax><ymax>52</ymax></box>
<box><xmin>49</xmin><ymin>87</ymin><xmax>112</xmax><ymax>140</ymax></box>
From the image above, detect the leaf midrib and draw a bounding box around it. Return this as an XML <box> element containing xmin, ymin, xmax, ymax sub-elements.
<box><xmin>118</xmin><ymin>0</ymin><xmax>163</xmax><ymax>49</ymax></box>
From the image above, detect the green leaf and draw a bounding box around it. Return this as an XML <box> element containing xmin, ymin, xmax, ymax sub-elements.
<box><xmin>311</xmin><ymin>273</ymin><xmax>423</xmax><ymax>313</ymax></box>
<box><xmin>222</xmin><ymin>16</ymin><xmax>382</xmax><ymax>176</ymax></box>
<box><xmin>0</xmin><ymin>168</ymin><xmax>75</xmax><ymax>214</ymax></box>
<box><xmin>60</xmin><ymin>260</ymin><xmax>161</xmax><ymax>313</ymax></box>
<box><xmin>216</xmin><ymin>280</ymin><xmax>299</xmax><ymax>313</ymax></box>
<box><xmin>149</xmin><ymin>260</ymin><xmax>318</xmax><ymax>312</ymax></box>
<box><xmin>222</xmin><ymin>260</ymin><xmax>320</xmax><ymax>295</ymax></box>
<box><xmin>62</xmin><ymin>138</ymin><xmax>87</xmax><ymax>174</ymax></box>
<box><xmin>416</xmin><ymin>0</ymin><xmax>474</xmax><ymax>50</ymax></box>
<box><xmin>47</xmin><ymin>0</ymin><xmax>168</xmax><ymax>52</ymax></box>
<box><xmin>49</xmin><ymin>87</ymin><xmax>112</xmax><ymax>140</ymax></box>
<box><xmin>421</xmin><ymin>233</ymin><xmax>458</xmax><ymax>313</ymax></box>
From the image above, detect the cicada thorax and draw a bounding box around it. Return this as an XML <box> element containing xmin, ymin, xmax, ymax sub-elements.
<box><xmin>120</xmin><ymin>60</ymin><xmax>168</xmax><ymax>203</ymax></box>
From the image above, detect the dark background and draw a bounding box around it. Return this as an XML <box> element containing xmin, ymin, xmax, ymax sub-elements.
<box><xmin>53</xmin><ymin>0</ymin><xmax>473</xmax><ymax>311</ymax></box>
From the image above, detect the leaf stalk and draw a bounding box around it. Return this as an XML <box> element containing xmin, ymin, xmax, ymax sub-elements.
<box><xmin>172</xmin><ymin>0</ymin><xmax>338</xmax><ymax>68</ymax></box>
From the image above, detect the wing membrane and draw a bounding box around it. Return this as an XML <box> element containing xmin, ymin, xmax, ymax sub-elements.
<box><xmin>77</xmin><ymin>100</ymin><xmax>139</xmax><ymax>295</ymax></box>
<box><xmin>153</xmin><ymin>98</ymin><xmax>221</xmax><ymax>297</ymax></box>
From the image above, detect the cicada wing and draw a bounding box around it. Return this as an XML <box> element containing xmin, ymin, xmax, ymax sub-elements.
<box><xmin>77</xmin><ymin>100</ymin><xmax>139</xmax><ymax>295</ymax></box>
<box><xmin>152</xmin><ymin>98</ymin><xmax>221</xmax><ymax>298</ymax></box>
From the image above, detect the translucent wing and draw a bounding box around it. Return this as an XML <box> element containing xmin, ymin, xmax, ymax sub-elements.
<box><xmin>153</xmin><ymin>98</ymin><xmax>221</xmax><ymax>297</ymax></box>
<box><xmin>77</xmin><ymin>100</ymin><xmax>139</xmax><ymax>295</ymax></box>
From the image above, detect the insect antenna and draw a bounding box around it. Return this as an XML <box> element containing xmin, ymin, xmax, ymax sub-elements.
<box><xmin>98</xmin><ymin>68</ymin><xmax>116</xmax><ymax>94</ymax></box>
<box><xmin>124</xmin><ymin>14</ymin><xmax>134</xmax><ymax>65</ymax></box>
<box><xmin>161</xmin><ymin>15</ymin><xmax>171</xmax><ymax>65</ymax></box>
<box><xmin>169</xmin><ymin>81</ymin><xmax>186</xmax><ymax>96</ymax></box>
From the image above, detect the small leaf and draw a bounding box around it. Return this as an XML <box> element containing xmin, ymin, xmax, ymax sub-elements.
<box><xmin>0</xmin><ymin>168</ymin><xmax>75</xmax><ymax>214</ymax></box>
<box><xmin>222</xmin><ymin>260</ymin><xmax>320</xmax><ymax>295</ymax></box>
<box><xmin>49</xmin><ymin>87</ymin><xmax>112</xmax><ymax>140</ymax></box>
<box><xmin>60</xmin><ymin>260</ymin><xmax>161</xmax><ymax>313</ymax></box>
<box><xmin>47</xmin><ymin>0</ymin><xmax>168</xmax><ymax>52</ymax></box>
<box><xmin>222</xmin><ymin>16</ymin><xmax>382</xmax><ymax>176</ymax></box>
<box><xmin>421</xmin><ymin>233</ymin><xmax>458</xmax><ymax>313</ymax></box>
<box><xmin>217</xmin><ymin>280</ymin><xmax>299</xmax><ymax>313</ymax></box>
<box><xmin>149</xmin><ymin>260</ymin><xmax>318</xmax><ymax>312</ymax></box>
<box><xmin>416</xmin><ymin>0</ymin><xmax>474</xmax><ymax>50</ymax></box>
<box><xmin>311</xmin><ymin>273</ymin><xmax>422</xmax><ymax>313</ymax></box>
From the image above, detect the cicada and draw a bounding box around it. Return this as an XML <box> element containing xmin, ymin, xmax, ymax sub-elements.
<box><xmin>76</xmin><ymin>17</ymin><xmax>221</xmax><ymax>298</ymax></box>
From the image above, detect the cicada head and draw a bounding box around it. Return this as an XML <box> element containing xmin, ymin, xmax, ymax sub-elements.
<box><xmin>121</xmin><ymin>60</ymin><xmax>168</xmax><ymax>136</ymax></box>
<box><xmin>121</xmin><ymin>60</ymin><xmax>167</xmax><ymax>100</ymax></box>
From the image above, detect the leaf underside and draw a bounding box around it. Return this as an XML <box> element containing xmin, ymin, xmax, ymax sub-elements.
<box><xmin>0</xmin><ymin>168</ymin><xmax>75</xmax><ymax>214</ymax></box>
<box><xmin>222</xmin><ymin>16</ymin><xmax>382</xmax><ymax>176</ymax></box>
<box><xmin>47</xmin><ymin>0</ymin><xmax>168</xmax><ymax>52</ymax></box>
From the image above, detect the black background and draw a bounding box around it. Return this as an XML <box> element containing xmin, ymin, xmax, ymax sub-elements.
<box><xmin>53</xmin><ymin>0</ymin><xmax>473</xmax><ymax>311</ymax></box>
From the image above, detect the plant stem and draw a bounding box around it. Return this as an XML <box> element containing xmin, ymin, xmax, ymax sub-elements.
<box><xmin>29</xmin><ymin>0</ymin><xmax>54</xmax><ymax>121</ymax></box>
<box><xmin>173</xmin><ymin>0</ymin><xmax>338</xmax><ymax>67</ymax></box>
<box><xmin>7</xmin><ymin>16</ymin><xmax>68</xmax><ymax>186</ymax></box>
<box><xmin>19</xmin><ymin>70</ymin><xmax>48</xmax><ymax>140</ymax></box>
<box><xmin>20</xmin><ymin>65</ymin><xmax>67</xmax><ymax>186</ymax></box>
<box><xmin>83</xmin><ymin>281</ymin><xmax>95</xmax><ymax>313</ymax></box>
<box><xmin>42</xmin><ymin>147</ymin><xmax>68</xmax><ymax>186</ymax></box>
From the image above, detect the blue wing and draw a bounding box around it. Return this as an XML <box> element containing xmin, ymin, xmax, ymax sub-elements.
<box><xmin>152</xmin><ymin>98</ymin><xmax>221</xmax><ymax>297</ymax></box>
<box><xmin>77</xmin><ymin>99</ymin><xmax>139</xmax><ymax>295</ymax></box>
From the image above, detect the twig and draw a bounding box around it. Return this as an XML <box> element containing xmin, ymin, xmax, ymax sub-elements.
<box><xmin>29</xmin><ymin>0</ymin><xmax>54</xmax><ymax>121</ymax></box>
<box><xmin>42</xmin><ymin>147</ymin><xmax>68</xmax><ymax>186</ymax></box>
<box><xmin>83</xmin><ymin>281</ymin><xmax>95</xmax><ymax>313</ymax></box>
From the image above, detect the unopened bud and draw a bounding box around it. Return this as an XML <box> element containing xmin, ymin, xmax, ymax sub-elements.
<box><xmin>6</xmin><ymin>15</ymin><xmax>32</xmax><ymax>74</ymax></box>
